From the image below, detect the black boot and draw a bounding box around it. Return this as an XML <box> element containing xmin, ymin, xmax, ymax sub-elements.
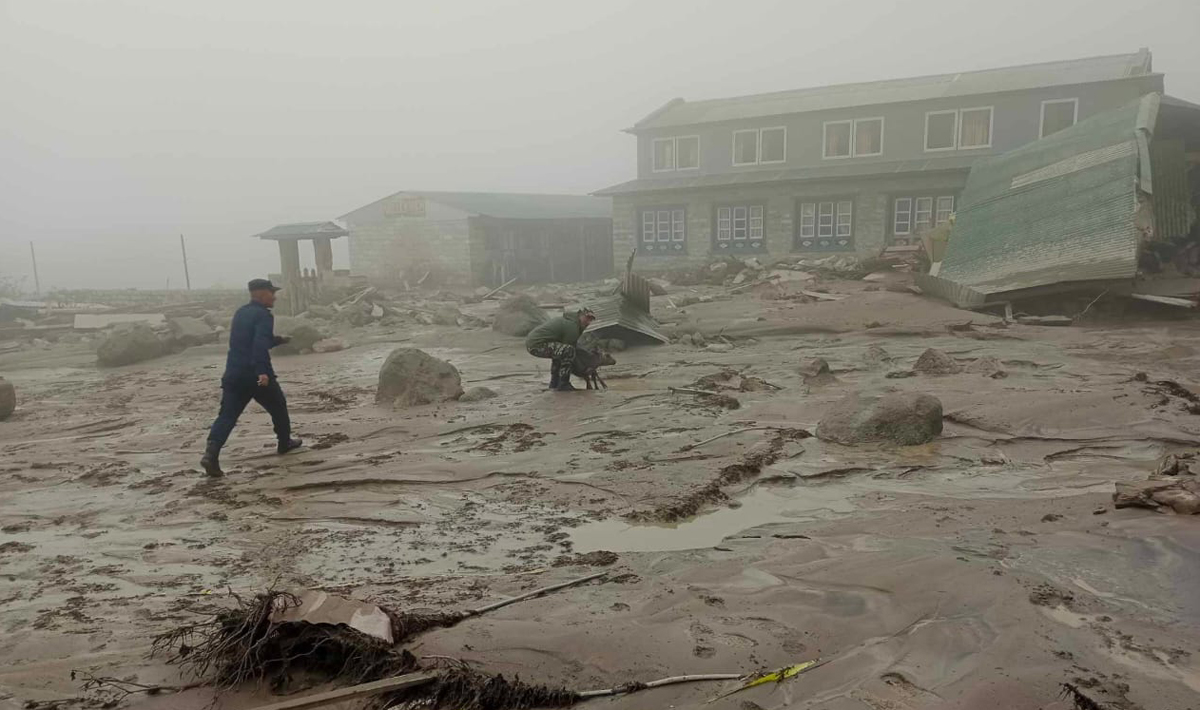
<box><xmin>278</xmin><ymin>437</ymin><xmax>304</xmax><ymax>454</ymax></box>
<box><xmin>548</xmin><ymin>367</ymin><xmax>560</xmax><ymax>390</ymax></box>
<box><xmin>555</xmin><ymin>374</ymin><xmax>577</xmax><ymax>392</ymax></box>
<box><xmin>200</xmin><ymin>440</ymin><xmax>224</xmax><ymax>477</ymax></box>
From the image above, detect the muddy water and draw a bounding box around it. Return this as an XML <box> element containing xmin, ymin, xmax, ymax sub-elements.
<box><xmin>3</xmin><ymin>285</ymin><xmax>1200</xmax><ymax>710</ymax></box>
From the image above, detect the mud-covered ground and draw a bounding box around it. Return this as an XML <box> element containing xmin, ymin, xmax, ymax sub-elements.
<box><xmin>2</xmin><ymin>279</ymin><xmax>1200</xmax><ymax>710</ymax></box>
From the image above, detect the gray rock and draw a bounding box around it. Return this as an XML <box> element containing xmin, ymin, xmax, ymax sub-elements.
<box><xmin>817</xmin><ymin>391</ymin><xmax>944</xmax><ymax>445</ymax></box>
<box><xmin>492</xmin><ymin>294</ymin><xmax>549</xmax><ymax>337</ymax></box>
<box><xmin>863</xmin><ymin>345</ymin><xmax>891</xmax><ymax>366</ymax></box>
<box><xmin>913</xmin><ymin>348</ymin><xmax>962</xmax><ymax>375</ymax></box>
<box><xmin>376</xmin><ymin>348</ymin><xmax>464</xmax><ymax>407</ymax></box>
<box><xmin>967</xmin><ymin>356</ymin><xmax>1007</xmax><ymax>378</ymax></box>
<box><xmin>273</xmin><ymin>319</ymin><xmax>325</xmax><ymax>355</ymax></box>
<box><xmin>0</xmin><ymin>377</ymin><xmax>15</xmax><ymax>420</ymax></box>
<box><xmin>168</xmin><ymin>317</ymin><xmax>217</xmax><ymax>347</ymax></box>
<box><xmin>706</xmin><ymin>343</ymin><xmax>734</xmax><ymax>353</ymax></box>
<box><xmin>459</xmin><ymin>386</ymin><xmax>498</xmax><ymax>402</ymax></box>
<box><xmin>692</xmin><ymin>332</ymin><xmax>707</xmax><ymax>348</ymax></box>
<box><xmin>798</xmin><ymin>358</ymin><xmax>831</xmax><ymax>378</ymax></box>
<box><xmin>312</xmin><ymin>338</ymin><xmax>347</xmax><ymax>353</ymax></box>
<box><xmin>96</xmin><ymin>323</ymin><xmax>165</xmax><ymax>367</ymax></box>
<box><xmin>304</xmin><ymin>304</ymin><xmax>337</xmax><ymax>320</ymax></box>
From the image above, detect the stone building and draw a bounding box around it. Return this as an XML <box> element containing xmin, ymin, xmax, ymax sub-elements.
<box><xmin>595</xmin><ymin>50</ymin><xmax>1163</xmax><ymax>271</ymax></box>
<box><xmin>338</xmin><ymin>191</ymin><xmax>612</xmax><ymax>287</ymax></box>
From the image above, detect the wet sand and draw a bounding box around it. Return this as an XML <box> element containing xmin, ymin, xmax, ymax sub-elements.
<box><xmin>2</xmin><ymin>283</ymin><xmax>1199</xmax><ymax>710</ymax></box>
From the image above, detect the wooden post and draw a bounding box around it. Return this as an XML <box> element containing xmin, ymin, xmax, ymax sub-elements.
<box><xmin>312</xmin><ymin>237</ymin><xmax>334</xmax><ymax>276</ymax></box>
<box><xmin>29</xmin><ymin>242</ymin><xmax>41</xmax><ymax>295</ymax></box>
<box><xmin>277</xmin><ymin>239</ymin><xmax>302</xmax><ymax>315</ymax></box>
<box><xmin>180</xmin><ymin>234</ymin><xmax>192</xmax><ymax>290</ymax></box>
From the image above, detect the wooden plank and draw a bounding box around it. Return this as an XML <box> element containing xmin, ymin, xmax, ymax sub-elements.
<box><xmin>1131</xmin><ymin>293</ymin><xmax>1198</xmax><ymax>308</ymax></box>
<box><xmin>246</xmin><ymin>672</ymin><xmax>437</xmax><ymax>710</ymax></box>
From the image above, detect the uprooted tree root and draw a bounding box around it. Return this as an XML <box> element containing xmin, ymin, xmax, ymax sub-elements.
<box><xmin>376</xmin><ymin>666</ymin><xmax>580</xmax><ymax>710</ymax></box>
<box><xmin>153</xmin><ymin>590</ymin><xmax>421</xmax><ymax>690</ymax></box>
<box><xmin>627</xmin><ymin>429</ymin><xmax>811</xmax><ymax>523</ymax></box>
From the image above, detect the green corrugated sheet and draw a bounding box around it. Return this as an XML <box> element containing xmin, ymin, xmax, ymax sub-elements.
<box><xmin>934</xmin><ymin>94</ymin><xmax>1161</xmax><ymax>302</ymax></box>
<box><xmin>1151</xmin><ymin>139</ymin><xmax>1195</xmax><ymax>240</ymax></box>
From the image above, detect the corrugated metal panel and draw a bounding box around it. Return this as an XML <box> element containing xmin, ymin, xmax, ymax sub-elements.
<box><xmin>935</xmin><ymin>95</ymin><xmax>1159</xmax><ymax>298</ymax></box>
<box><xmin>340</xmin><ymin>192</ymin><xmax>611</xmax><ymax>221</ymax></box>
<box><xmin>255</xmin><ymin>221</ymin><xmax>348</xmax><ymax>240</ymax></box>
<box><xmin>1150</xmin><ymin>139</ymin><xmax>1195</xmax><ymax>240</ymax></box>
<box><xmin>635</xmin><ymin>51</ymin><xmax>1153</xmax><ymax>130</ymax></box>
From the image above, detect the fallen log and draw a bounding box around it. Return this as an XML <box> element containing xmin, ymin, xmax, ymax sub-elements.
<box><xmin>246</xmin><ymin>671</ymin><xmax>437</xmax><ymax>710</ymax></box>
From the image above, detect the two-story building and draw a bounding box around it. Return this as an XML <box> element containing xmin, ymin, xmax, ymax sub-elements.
<box><xmin>596</xmin><ymin>50</ymin><xmax>1164</xmax><ymax>270</ymax></box>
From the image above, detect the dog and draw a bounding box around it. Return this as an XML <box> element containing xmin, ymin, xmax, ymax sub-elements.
<box><xmin>572</xmin><ymin>348</ymin><xmax>615</xmax><ymax>390</ymax></box>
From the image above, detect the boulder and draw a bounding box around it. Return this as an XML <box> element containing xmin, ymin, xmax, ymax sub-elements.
<box><xmin>863</xmin><ymin>344</ymin><xmax>891</xmax><ymax>367</ymax></box>
<box><xmin>967</xmin><ymin>356</ymin><xmax>1007</xmax><ymax>378</ymax></box>
<box><xmin>376</xmin><ymin>348</ymin><xmax>464</xmax><ymax>407</ymax></box>
<box><xmin>96</xmin><ymin>323</ymin><xmax>165</xmax><ymax>367</ymax></box>
<box><xmin>647</xmin><ymin>278</ymin><xmax>670</xmax><ymax>297</ymax></box>
<box><xmin>799</xmin><ymin>357</ymin><xmax>838</xmax><ymax>386</ymax></box>
<box><xmin>312</xmin><ymin>338</ymin><xmax>347</xmax><ymax>354</ymax></box>
<box><xmin>817</xmin><ymin>391</ymin><xmax>944</xmax><ymax>445</ymax></box>
<box><xmin>273</xmin><ymin>319</ymin><xmax>325</xmax><ymax>355</ymax></box>
<box><xmin>459</xmin><ymin>386</ymin><xmax>499</xmax><ymax>403</ymax></box>
<box><xmin>1114</xmin><ymin>478</ymin><xmax>1200</xmax><ymax>515</ymax></box>
<box><xmin>168</xmin><ymin>317</ymin><xmax>218</xmax><ymax>347</ymax></box>
<box><xmin>913</xmin><ymin>348</ymin><xmax>962</xmax><ymax>375</ymax></box>
<box><xmin>492</xmin><ymin>294</ymin><xmax>549</xmax><ymax>337</ymax></box>
<box><xmin>0</xmin><ymin>377</ymin><xmax>14</xmax><ymax>420</ymax></box>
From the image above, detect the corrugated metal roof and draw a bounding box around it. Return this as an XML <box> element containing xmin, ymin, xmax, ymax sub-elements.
<box><xmin>340</xmin><ymin>191</ymin><xmax>611</xmax><ymax>220</ymax></box>
<box><xmin>634</xmin><ymin>50</ymin><xmax>1154</xmax><ymax>131</ymax></box>
<box><xmin>594</xmin><ymin>157</ymin><xmax>975</xmax><ymax>196</ymax></box>
<box><xmin>254</xmin><ymin>221</ymin><xmax>348</xmax><ymax>240</ymax></box>
<box><xmin>933</xmin><ymin>94</ymin><xmax>1161</xmax><ymax>304</ymax></box>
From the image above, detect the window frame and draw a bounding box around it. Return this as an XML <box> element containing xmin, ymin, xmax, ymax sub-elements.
<box><xmin>890</xmin><ymin>193</ymin><xmax>956</xmax><ymax>245</ymax></box>
<box><xmin>732</xmin><ymin>129</ymin><xmax>761</xmax><ymax>166</ymax></box>
<box><xmin>637</xmin><ymin>206</ymin><xmax>688</xmax><ymax>255</ymax></box>
<box><xmin>759</xmin><ymin>126</ymin><xmax>787</xmax><ymax>164</ymax></box>
<box><xmin>794</xmin><ymin>197</ymin><xmax>855</xmax><ymax>252</ymax></box>
<box><xmin>852</xmin><ymin>116</ymin><xmax>885</xmax><ymax>157</ymax></box>
<box><xmin>822</xmin><ymin>120</ymin><xmax>853</xmax><ymax>160</ymax></box>
<box><xmin>957</xmin><ymin>106</ymin><xmax>994</xmax><ymax>150</ymax></box>
<box><xmin>1040</xmin><ymin>98</ymin><xmax>1079</xmax><ymax>138</ymax></box>
<box><xmin>651</xmin><ymin>135</ymin><xmax>701</xmax><ymax>173</ymax></box>
<box><xmin>924</xmin><ymin>110</ymin><xmax>959</xmax><ymax>153</ymax></box>
<box><xmin>712</xmin><ymin>202</ymin><xmax>767</xmax><ymax>253</ymax></box>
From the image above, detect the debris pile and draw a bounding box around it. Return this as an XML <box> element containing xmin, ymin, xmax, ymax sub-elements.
<box><xmin>1113</xmin><ymin>453</ymin><xmax>1200</xmax><ymax>515</ymax></box>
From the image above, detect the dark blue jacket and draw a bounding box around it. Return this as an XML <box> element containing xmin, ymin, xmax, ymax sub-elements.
<box><xmin>222</xmin><ymin>301</ymin><xmax>277</xmax><ymax>384</ymax></box>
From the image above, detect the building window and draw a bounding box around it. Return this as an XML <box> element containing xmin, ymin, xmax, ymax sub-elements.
<box><xmin>796</xmin><ymin>199</ymin><xmax>854</xmax><ymax>251</ymax></box>
<box><xmin>733</xmin><ymin>130</ymin><xmax>759</xmax><ymax>165</ymax></box>
<box><xmin>676</xmin><ymin>136</ymin><xmax>699</xmax><ymax>169</ymax></box>
<box><xmin>760</xmin><ymin>127</ymin><xmax>786</xmax><ymax>163</ymax></box>
<box><xmin>714</xmin><ymin>204</ymin><xmax>766</xmax><ymax>253</ymax></box>
<box><xmin>854</xmin><ymin>118</ymin><xmax>884</xmax><ymax>156</ymax></box>
<box><xmin>958</xmin><ymin>107</ymin><xmax>993</xmax><ymax>148</ymax></box>
<box><xmin>823</xmin><ymin>121</ymin><xmax>852</xmax><ymax>158</ymax></box>
<box><xmin>639</xmin><ymin>207</ymin><xmax>686</xmax><ymax>254</ymax></box>
<box><xmin>925</xmin><ymin>111</ymin><xmax>957</xmax><ymax>151</ymax></box>
<box><xmin>1041</xmin><ymin>98</ymin><xmax>1078</xmax><ymax>138</ymax></box>
<box><xmin>652</xmin><ymin>136</ymin><xmax>700</xmax><ymax>172</ymax></box>
<box><xmin>891</xmin><ymin>194</ymin><xmax>954</xmax><ymax>245</ymax></box>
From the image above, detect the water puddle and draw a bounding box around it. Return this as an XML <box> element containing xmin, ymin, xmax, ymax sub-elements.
<box><xmin>570</xmin><ymin>482</ymin><xmax>856</xmax><ymax>552</ymax></box>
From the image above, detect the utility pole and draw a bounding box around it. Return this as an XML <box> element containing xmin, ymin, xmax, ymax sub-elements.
<box><xmin>29</xmin><ymin>242</ymin><xmax>41</xmax><ymax>296</ymax></box>
<box><xmin>180</xmin><ymin>234</ymin><xmax>192</xmax><ymax>290</ymax></box>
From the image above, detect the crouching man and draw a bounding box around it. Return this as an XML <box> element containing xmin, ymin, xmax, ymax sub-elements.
<box><xmin>525</xmin><ymin>307</ymin><xmax>595</xmax><ymax>392</ymax></box>
<box><xmin>200</xmin><ymin>279</ymin><xmax>303</xmax><ymax>476</ymax></box>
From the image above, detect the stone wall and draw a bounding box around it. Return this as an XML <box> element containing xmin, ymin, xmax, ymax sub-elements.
<box><xmin>346</xmin><ymin>195</ymin><xmax>474</xmax><ymax>285</ymax></box>
<box><xmin>613</xmin><ymin>172</ymin><xmax>969</xmax><ymax>271</ymax></box>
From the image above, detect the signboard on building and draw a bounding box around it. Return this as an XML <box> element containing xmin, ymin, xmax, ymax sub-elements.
<box><xmin>385</xmin><ymin>196</ymin><xmax>427</xmax><ymax>218</ymax></box>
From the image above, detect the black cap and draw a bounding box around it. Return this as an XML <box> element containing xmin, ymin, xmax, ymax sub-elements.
<box><xmin>248</xmin><ymin>278</ymin><xmax>281</xmax><ymax>293</ymax></box>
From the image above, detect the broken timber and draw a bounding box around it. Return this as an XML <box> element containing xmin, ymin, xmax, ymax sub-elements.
<box><xmin>246</xmin><ymin>672</ymin><xmax>437</xmax><ymax>710</ymax></box>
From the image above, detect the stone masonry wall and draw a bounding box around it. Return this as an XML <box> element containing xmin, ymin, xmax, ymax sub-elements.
<box><xmin>614</xmin><ymin>173</ymin><xmax>968</xmax><ymax>271</ymax></box>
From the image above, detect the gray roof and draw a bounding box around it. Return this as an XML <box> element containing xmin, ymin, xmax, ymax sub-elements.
<box><xmin>340</xmin><ymin>191</ymin><xmax>611</xmax><ymax>220</ymax></box>
<box><xmin>595</xmin><ymin>157</ymin><xmax>977</xmax><ymax>196</ymax></box>
<box><xmin>254</xmin><ymin>221</ymin><xmax>348</xmax><ymax>240</ymax></box>
<box><xmin>633</xmin><ymin>50</ymin><xmax>1155</xmax><ymax>131</ymax></box>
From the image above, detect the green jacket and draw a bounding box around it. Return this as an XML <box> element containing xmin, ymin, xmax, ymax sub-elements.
<box><xmin>525</xmin><ymin>314</ymin><xmax>585</xmax><ymax>350</ymax></box>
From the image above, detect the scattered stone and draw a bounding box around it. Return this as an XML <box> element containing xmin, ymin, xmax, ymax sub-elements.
<box><xmin>376</xmin><ymin>348</ymin><xmax>464</xmax><ymax>407</ymax></box>
<box><xmin>863</xmin><ymin>344</ymin><xmax>891</xmax><ymax>366</ymax></box>
<box><xmin>1114</xmin><ymin>478</ymin><xmax>1200</xmax><ymax>515</ymax></box>
<box><xmin>967</xmin><ymin>355</ymin><xmax>1007</xmax><ymax>379</ymax></box>
<box><xmin>647</xmin><ymin>278</ymin><xmax>669</xmax><ymax>296</ymax></box>
<box><xmin>492</xmin><ymin>294</ymin><xmax>549</xmax><ymax>337</ymax></box>
<box><xmin>167</xmin><ymin>317</ymin><xmax>218</xmax><ymax>347</ymax></box>
<box><xmin>799</xmin><ymin>357</ymin><xmax>838</xmax><ymax>386</ymax></box>
<box><xmin>303</xmin><ymin>304</ymin><xmax>337</xmax><ymax>320</ymax></box>
<box><xmin>678</xmin><ymin>333</ymin><xmax>694</xmax><ymax>346</ymax></box>
<box><xmin>459</xmin><ymin>386</ymin><xmax>498</xmax><ymax>403</ymax></box>
<box><xmin>1041</xmin><ymin>513</ymin><xmax>1063</xmax><ymax>522</ymax></box>
<box><xmin>913</xmin><ymin>348</ymin><xmax>963</xmax><ymax>375</ymax></box>
<box><xmin>552</xmin><ymin>550</ymin><xmax>618</xmax><ymax>567</ymax></box>
<box><xmin>817</xmin><ymin>391</ymin><xmax>944</xmax><ymax>445</ymax></box>
<box><xmin>312</xmin><ymin>338</ymin><xmax>347</xmax><ymax>354</ymax></box>
<box><xmin>692</xmin><ymin>332</ymin><xmax>707</xmax><ymax>348</ymax></box>
<box><xmin>0</xmin><ymin>377</ymin><xmax>14</xmax><ymax>421</ymax></box>
<box><xmin>96</xmin><ymin>323</ymin><xmax>165</xmax><ymax>367</ymax></box>
<box><xmin>1155</xmin><ymin>452</ymin><xmax>1198</xmax><ymax>477</ymax></box>
<box><xmin>706</xmin><ymin>343</ymin><xmax>734</xmax><ymax>353</ymax></box>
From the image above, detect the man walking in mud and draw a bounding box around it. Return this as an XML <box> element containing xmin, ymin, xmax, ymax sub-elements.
<box><xmin>200</xmin><ymin>279</ymin><xmax>302</xmax><ymax>476</ymax></box>
<box><xmin>525</xmin><ymin>307</ymin><xmax>594</xmax><ymax>392</ymax></box>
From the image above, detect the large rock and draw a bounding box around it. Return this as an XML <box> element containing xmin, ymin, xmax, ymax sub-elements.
<box><xmin>913</xmin><ymin>348</ymin><xmax>962</xmax><ymax>375</ymax></box>
<box><xmin>376</xmin><ymin>348</ymin><xmax>464</xmax><ymax>407</ymax></box>
<box><xmin>312</xmin><ymin>338</ymin><xmax>347</xmax><ymax>354</ymax></box>
<box><xmin>1114</xmin><ymin>478</ymin><xmax>1200</xmax><ymax>515</ymax></box>
<box><xmin>96</xmin><ymin>323</ymin><xmax>165</xmax><ymax>367</ymax></box>
<box><xmin>0</xmin><ymin>377</ymin><xmax>14</xmax><ymax>420</ymax></box>
<box><xmin>168</xmin><ymin>317</ymin><xmax>218</xmax><ymax>347</ymax></box>
<box><xmin>273</xmin><ymin>317</ymin><xmax>326</xmax><ymax>355</ymax></box>
<box><xmin>459</xmin><ymin>386</ymin><xmax>498</xmax><ymax>402</ymax></box>
<box><xmin>492</xmin><ymin>294</ymin><xmax>549</xmax><ymax>337</ymax></box>
<box><xmin>817</xmin><ymin>391</ymin><xmax>944</xmax><ymax>445</ymax></box>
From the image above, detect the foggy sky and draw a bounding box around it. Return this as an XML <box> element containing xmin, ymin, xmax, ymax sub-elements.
<box><xmin>2</xmin><ymin>0</ymin><xmax>1198</xmax><ymax>292</ymax></box>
